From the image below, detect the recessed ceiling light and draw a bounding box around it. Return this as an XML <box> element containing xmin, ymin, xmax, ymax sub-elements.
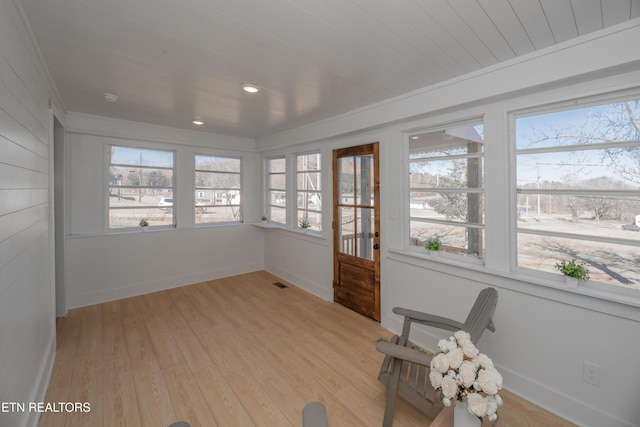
<box><xmin>103</xmin><ymin>93</ymin><xmax>119</xmax><ymax>103</ymax></box>
<box><xmin>241</xmin><ymin>83</ymin><xmax>260</xmax><ymax>93</ymax></box>
<box><xmin>192</xmin><ymin>120</ymin><xmax>204</xmax><ymax>125</ymax></box>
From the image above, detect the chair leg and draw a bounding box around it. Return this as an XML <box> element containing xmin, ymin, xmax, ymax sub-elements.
<box><xmin>383</xmin><ymin>357</ymin><xmax>402</xmax><ymax>427</ymax></box>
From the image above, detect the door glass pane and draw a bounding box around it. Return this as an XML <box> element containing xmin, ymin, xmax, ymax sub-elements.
<box><xmin>338</xmin><ymin>206</ymin><xmax>356</xmax><ymax>255</ymax></box>
<box><xmin>339</xmin><ymin>157</ymin><xmax>354</xmax><ymax>203</ymax></box>
<box><xmin>356</xmin><ymin>155</ymin><xmax>374</xmax><ymax>206</ymax></box>
<box><xmin>357</xmin><ymin>207</ymin><xmax>375</xmax><ymax>260</ymax></box>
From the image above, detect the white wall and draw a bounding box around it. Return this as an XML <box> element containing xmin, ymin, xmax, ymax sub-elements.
<box><xmin>63</xmin><ymin>113</ymin><xmax>265</xmax><ymax>308</ymax></box>
<box><xmin>258</xmin><ymin>20</ymin><xmax>640</xmax><ymax>427</ymax></box>
<box><xmin>0</xmin><ymin>1</ymin><xmax>63</xmax><ymax>426</ymax></box>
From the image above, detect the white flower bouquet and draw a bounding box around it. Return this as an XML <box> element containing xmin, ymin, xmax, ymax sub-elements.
<box><xmin>429</xmin><ymin>331</ymin><xmax>503</xmax><ymax>421</ymax></box>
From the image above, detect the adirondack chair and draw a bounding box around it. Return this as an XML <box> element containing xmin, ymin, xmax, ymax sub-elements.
<box><xmin>376</xmin><ymin>287</ymin><xmax>498</xmax><ymax>427</ymax></box>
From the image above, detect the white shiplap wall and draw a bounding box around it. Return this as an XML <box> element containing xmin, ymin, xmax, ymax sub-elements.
<box><xmin>0</xmin><ymin>1</ymin><xmax>61</xmax><ymax>427</ymax></box>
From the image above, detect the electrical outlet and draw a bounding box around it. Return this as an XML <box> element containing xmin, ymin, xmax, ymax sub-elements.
<box><xmin>583</xmin><ymin>361</ymin><xmax>600</xmax><ymax>387</ymax></box>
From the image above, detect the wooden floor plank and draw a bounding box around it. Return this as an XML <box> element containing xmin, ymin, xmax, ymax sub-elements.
<box><xmin>39</xmin><ymin>271</ymin><xmax>576</xmax><ymax>427</ymax></box>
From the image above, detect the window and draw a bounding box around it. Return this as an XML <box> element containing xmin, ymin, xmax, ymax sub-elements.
<box><xmin>266</xmin><ymin>157</ymin><xmax>286</xmax><ymax>225</ymax></box>
<box><xmin>195</xmin><ymin>155</ymin><xmax>242</xmax><ymax>224</ymax></box>
<box><xmin>108</xmin><ymin>145</ymin><xmax>175</xmax><ymax>229</ymax></box>
<box><xmin>408</xmin><ymin>122</ymin><xmax>484</xmax><ymax>258</ymax></box>
<box><xmin>296</xmin><ymin>152</ymin><xmax>322</xmax><ymax>231</ymax></box>
<box><xmin>515</xmin><ymin>97</ymin><xmax>640</xmax><ymax>291</ymax></box>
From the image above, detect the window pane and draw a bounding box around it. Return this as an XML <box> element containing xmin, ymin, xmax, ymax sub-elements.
<box><xmin>268</xmin><ymin>174</ymin><xmax>286</xmax><ymax>189</ymax></box>
<box><xmin>516</xmin><ymin>100</ymin><xmax>640</xmax><ymax>150</ymax></box>
<box><xmin>195</xmin><ymin>205</ymin><xmax>241</xmax><ymax>224</ymax></box>
<box><xmin>268</xmin><ymin>158</ymin><xmax>286</xmax><ymax>173</ymax></box>
<box><xmin>409</xmin><ymin>221</ymin><xmax>483</xmax><ymax>257</ymax></box>
<box><xmin>517</xmin><ymin>233</ymin><xmax>640</xmax><ymax>290</ymax></box>
<box><xmin>410</xmin><ymin>158</ymin><xmax>483</xmax><ymax>189</ymax></box>
<box><xmin>268</xmin><ymin>206</ymin><xmax>286</xmax><ymax>225</ymax></box>
<box><xmin>196</xmin><ymin>155</ymin><xmax>241</xmax><ymax>172</ymax></box>
<box><xmin>297</xmin><ymin>153</ymin><xmax>321</xmax><ymax>170</ymax></box>
<box><xmin>516</xmin><ymin>194</ymin><xmax>640</xmax><ymax>235</ymax></box>
<box><xmin>410</xmin><ymin>191</ymin><xmax>484</xmax><ymax>225</ymax></box>
<box><xmin>110</xmin><ymin>166</ymin><xmax>173</xmax><ymax>188</ymax></box>
<box><xmin>111</xmin><ymin>146</ymin><xmax>174</xmax><ymax>168</ymax></box>
<box><xmin>517</xmin><ymin>151</ymin><xmax>640</xmax><ymax>190</ymax></box>
<box><xmin>297</xmin><ymin>171</ymin><xmax>321</xmax><ymax>190</ymax></box>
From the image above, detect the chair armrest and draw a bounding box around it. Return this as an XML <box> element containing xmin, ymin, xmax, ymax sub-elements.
<box><xmin>376</xmin><ymin>340</ymin><xmax>432</xmax><ymax>367</ymax></box>
<box><xmin>393</xmin><ymin>307</ymin><xmax>464</xmax><ymax>332</ymax></box>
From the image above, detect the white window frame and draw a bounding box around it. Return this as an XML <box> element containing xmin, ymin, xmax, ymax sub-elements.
<box><xmin>296</xmin><ymin>151</ymin><xmax>322</xmax><ymax>232</ymax></box>
<box><xmin>107</xmin><ymin>144</ymin><xmax>176</xmax><ymax>231</ymax></box>
<box><xmin>511</xmin><ymin>92</ymin><xmax>640</xmax><ymax>297</ymax></box>
<box><xmin>265</xmin><ymin>156</ymin><xmax>287</xmax><ymax>225</ymax></box>
<box><xmin>194</xmin><ymin>154</ymin><xmax>243</xmax><ymax>225</ymax></box>
<box><xmin>407</xmin><ymin>119</ymin><xmax>485</xmax><ymax>260</ymax></box>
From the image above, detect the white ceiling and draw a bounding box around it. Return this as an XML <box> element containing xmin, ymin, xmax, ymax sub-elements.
<box><xmin>19</xmin><ymin>0</ymin><xmax>640</xmax><ymax>139</ymax></box>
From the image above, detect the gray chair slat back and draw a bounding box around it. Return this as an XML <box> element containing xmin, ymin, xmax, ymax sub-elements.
<box><xmin>462</xmin><ymin>287</ymin><xmax>498</xmax><ymax>343</ymax></box>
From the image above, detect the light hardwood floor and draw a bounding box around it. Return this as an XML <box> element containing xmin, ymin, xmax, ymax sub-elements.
<box><xmin>39</xmin><ymin>271</ymin><xmax>575</xmax><ymax>427</ymax></box>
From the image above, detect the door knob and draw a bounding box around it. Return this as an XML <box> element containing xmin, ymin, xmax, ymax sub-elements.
<box><xmin>373</xmin><ymin>243</ymin><xmax>380</xmax><ymax>250</ymax></box>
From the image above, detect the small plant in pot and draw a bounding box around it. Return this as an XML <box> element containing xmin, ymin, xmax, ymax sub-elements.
<box><xmin>299</xmin><ymin>217</ymin><xmax>311</xmax><ymax>230</ymax></box>
<box><xmin>555</xmin><ymin>259</ymin><xmax>590</xmax><ymax>288</ymax></box>
<box><xmin>139</xmin><ymin>218</ymin><xmax>149</xmax><ymax>230</ymax></box>
<box><xmin>425</xmin><ymin>236</ymin><xmax>441</xmax><ymax>256</ymax></box>
<box><xmin>261</xmin><ymin>215</ymin><xmax>268</xmax><ymax>222</ymax></box>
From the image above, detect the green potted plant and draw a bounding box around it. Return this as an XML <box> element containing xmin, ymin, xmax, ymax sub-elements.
<box><xmin>299</xmin><ymin>217</ymin><xmax>311</xmax><ymax>230</ymax></box>
<box><xmin>425</xmin><ymin>236</ymin><xmax>441</xmax><ymax>256</ymax></box>
<box><xmin>261</xmin><ymin>215</ymin><xmax>268</xmax><ymax>223</ymax></box>
<box><xmin>139</xmin><ymin>218</ymin><xmax>149</xmax><ymax>230</ymax></box>
<box><xmin>555</xmin><ymin>259</ymin><xmax>590</xmax><ymax>288</ymax></box>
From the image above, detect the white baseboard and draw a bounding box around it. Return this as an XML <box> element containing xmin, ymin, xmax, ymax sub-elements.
<box><xmin>66</xmin><ymin>262</ymin><xmax>264</xmax><ymax>309</ymax></box>
<box><xmin>24</xmin><ymin>334</ymin><xmax>56</xmax><ymax>427</ymax></box>
<box><xmin>265</xmin><ymin>264</ymin><xmax>333</xmax><ymax>301</ymax></box>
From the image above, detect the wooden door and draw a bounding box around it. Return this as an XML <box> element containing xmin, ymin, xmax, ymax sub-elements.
<box><xmin>333</xmin><ymin>143</ymin><xmax>380</xmax><ymax>321</ymax></box>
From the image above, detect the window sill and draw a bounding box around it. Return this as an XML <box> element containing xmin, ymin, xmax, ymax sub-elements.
<box><xmin>253</xmin><ymin>222</ymin><xmax>327</xmax><ymax>240</ymax></box>
<box><xmin>387</xmin><ymin>247</ymin><xmax>640</xmax><ymax>322</ymax></box>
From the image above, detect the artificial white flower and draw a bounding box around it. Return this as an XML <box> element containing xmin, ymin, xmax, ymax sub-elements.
<box><xmin>447</xmin><ymin>347</ymin><xmax>464</xmax><ymax>369</ymax></box>
<box><xmin>477</xmin><ymin>368</ymin><xmax>499</xmax><ymax>395</ymax></box>
<box><xmin>485</xmin><ymin>395</ymin><xmax>498</xmax><ymax>416</ymax></box>
<box><xmin>466</xmin><ymin>392</ymin><xmax>488</xmax><ymax>417</ymax></box>
<box><xmin>445</xmin><ymin>337</ymin><xmax>457</xmax><ymax>352</ymax></box>
<box><xmin>495</xmin><ymin>394</ymin><xmax>503</xmax><ymax>406</ymax></box>
<box><xmin>454</xmin><ymin>330</ymin><xmax>471</xmax><ymax>342</ymax></box>
<box><xmin>460</xmin><ymin>340</ymin><xmax>480</xmax><ymax>358</ymax></box>
<box><xmin>477</xmin><ymin>353</ymin><xmax>494</xmax><ymax>369</ymax></box>
<box><xmin>429</xmin><ymin>370</ymin><xmax>443</xmax><ymax>389</ymax></box>
<box><xmin>442</xmin><ymin>397</ymin><xmax>452</xmax><ymax>406</ymax></box>
<box><xmin>431</xmin><ymin>353</ymin><xmax>450</xmax><ymax>374</ymax></box>
<box><xmin>438</xmin><ymin>338</ymin><xmax>450</xmax><ymax>353</ymax></box>
<box><xmin>441</xmin><ymin>375</ymin><xmax>458</xmax><ymax>399</ymax></box>
<box><xmin>459</xmin><ymin>360</ymin><xmax>477</xmax><ymax>388</ymax></box>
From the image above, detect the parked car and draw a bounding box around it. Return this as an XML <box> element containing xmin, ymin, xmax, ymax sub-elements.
<box><xmin>158</xmin><ymin>197</ymin><xmax>173</xmax><ymax>211</ymax></box>
<box><xmin>622</xmin><ymin>223</ymin><xmax>639</xmax><ymax>231</ymax></box>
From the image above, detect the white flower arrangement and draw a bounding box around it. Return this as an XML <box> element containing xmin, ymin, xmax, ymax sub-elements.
<box><xmin>429</xmin><ymin>330</ymin><xmax>503</xmax><ymax>421</ymax></box>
